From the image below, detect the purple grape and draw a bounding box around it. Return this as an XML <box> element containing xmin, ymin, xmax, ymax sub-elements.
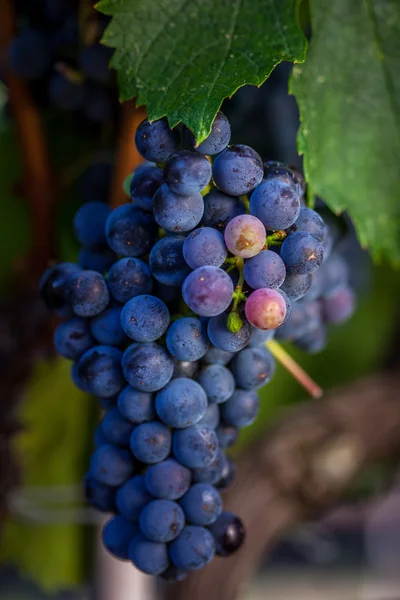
<box><xmin>202</xmin><ymin>189</ymin><xmax>245</xmax><ymax>231</ymax></box>
<box><xmin>153</xmin><ymin>184</ymin><xmax>204</xmax><ymax>233</ymax></box>
<box><xmin>280</xmin><ymin>231</ymin><xmax>324</xmax><ymax>274</ymax></box>
<box><xmin>182</xmin><ymin>266</ymin><xmax>234</xmax><ymax>317</ymax></box>
<box><xmin>212</xmin><ymin>145</ymin><xmax>263</xmax><ymax>196</ymax></box>
<box><xmin>245</xmin><ymin>288</ymin><xmax>287</xmax><ymax>330</ymax></box>
<box><xmin>186</xmin><ymin>111</ymin><xmax>231</xmax><ymax>155</ymax></box>
<box><xmin>280</xmin><ymin>272</ymin><xmax>312</xmax><ymax>301</ymax></box>
<box><xmin>164</xmin><ymin>150</ymin><xmax>211</xmax><ymax>195</ymax></box>
<box><xmin>322</xmin><ymin>286</ymin><xmax>356</xmax><ymax>324</ymax></box>
<box><xmin>130</xmin><ymin>164</ymin><xmax>164</xmax><ymax>211</ymax></box>
<box><xmin>250</xmin><ymin>178</ymin><xmax>301</xmax><ymax>230</ymax></box>
<box><xmin>291</xmin><ymin>207</ymin><xmax>326</xmax><ymax>241</ymax></box>
<box><xmin>135</xmin><ymin>117</ymin><xmax>179</xmax><ymax>163</ymax></box>
<box><xmin>243</xmin><ymin>250</ymin><xmax>286</xmax><ymax>289</ymax></box>
<box><xmin>224</xmin><ymin>215</ymin><xmax>266</xmax><ymax>258</ymax></box>
<box><xmin>207</xmin><ymin>313</ymin><xmax>252</xmax><ymax>352</ymax></box>
<box><xmin>183</xmin><ymin>227</ymin><xmax>227</xmax><ymax>269</ymax></box>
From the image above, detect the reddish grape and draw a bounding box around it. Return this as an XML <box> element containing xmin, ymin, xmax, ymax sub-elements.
<box><xmin>245</xmin><ymin>288</ymin><xmax>286</xmax><ymax>330</ymax></box>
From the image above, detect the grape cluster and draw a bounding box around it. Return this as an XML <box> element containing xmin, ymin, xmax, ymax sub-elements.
<box><xmin>40</xmin><ymin>111</ymin><xmax>356</xmax><ymax>579</ymax></box>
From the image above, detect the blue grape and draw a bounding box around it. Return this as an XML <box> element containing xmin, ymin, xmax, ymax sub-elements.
<box><xmin>121</xmin><ymin>295</ymin><xmax>170</xmax><ymax>342</ymax></box>
<box><xmin>153</xmin><ymin>184</ymin><xmax>204</xmax><ymax>233</ymax></box>
<box><xmin>94</xmin><ymin>423</ymin><xmax>109</xmax><ymax>447</ymax></box>
<box><xmin>135</xmin><ymin>118</ymin><xmax>179</xmax><ymax>163</ymax></box>
<box><xmin>116</xmin><ymin>475</ymin><xmax>153</xmax><ymax>521</ymax></box>
<box><xmin>244</xmin><ymin>250</ymin><xmax>286</xmax><ymax>290</ymax></box>
<box><xmin>296</xmin><ymin>325</ymin><xmax>327</xmax><ymax>353</ymax></box>
<box><xmin>230</xmin><ymin>347</ymin><xmax>275</xmax><ymax>389</ymax></box>
<box><xmin>191</xmin><ymin>450</ymin><xmax>225</xmax><ymax>485</ymax></box>
<box><xmin>108</xmin><ymin>257</ymin><xmax>153</xmax><ymax>304</ymax></box>
<box><xmin>66</xmin><ymin>270</ymin><xmax>109</xmax><ymax>317</ymax></box>
<box><xmin>54</xmin><ymin>318</ymin><xmax>94</xmax><ymax>360</ymax></box>
<box><xmin>164</xmin><ymin>150</ymin><xmax>211</xmax><ymax>195</ymax></box>
<box><xmin>220</xmin><ymin>389</ymin><xmax>259</xmax><ymax>428</ymax></box>
<box><xmin>78</xmin><ymin>345</ymin><xmax>124</xmax><ymax>397</ymax></box>
<box><xmin>90</xmin><ymin>444</ymin><xmax>134</xmax><ymax>486</ymax></box>
<box><xmin>207</xmin><ymin>313</ymin><xmax>252</xmax><ymax>352</ymax></box>
<box><xmin>100</xmin><ymin>408</ymin><xmax>134</xmax><ymax>447</ymax></box>
<box><xmin>78</xmin><ymin>247</ymin><xmax>115</xmax><ymax>273</ymax></box>
<box><xmin>173</xmin><ymin>425</ymin><xmax>218</xmax><ymax>469</ymax></box>
<box><xmin>84</xmin><ymin>473</ymin><xmax>117</xmax><ymax>513</ymax></box>
<box><xmin>182</xmin><ymin>266</ymin><xmax>233</xmax><ymax>317</ymax></box>
<box><xmin>202</xmin><ymin>346</ymin><xmax>234</xmax><ymax>365</ymax></box>
<box><xmin>169</xmin><ymin>526</ymin><xmax>215</xmax><ymax>571</ymax></box>
<box><xmin>186</xmin><ymin>111</ymin><xmax>231</xmax><ymax>155</ymax></box>
<box><xmin>173</xmin><ymin>360</ymin><xmax>200</xmax><ymax>379</ymax></box>
<box><xmin>156</xmin><ymin>378</ymin><xmax>207</xmax><ymax>428</ymax></box>
<box><xmin>280</xmin><ymin>272</ymin><xmax>312</xmax><ymax>301</ymax></box>
<box><xmin>292</xmin><ymin>207</ymin><xmax>326</xmax><ymax>241</ymax></box>
<box><xmin>319</xmin><ymin>254</ymin><xmax>349</xmax><ymax>295</ymax></box>
<box><xmin>208</xmin><ymin>512</ymin><xmax>245</xmax><ymax>556</ymax></box>
<box><xmin>48</xmin><ymin>74</ymin><xmax>86</xmax><ymax>110</ymax></box>
<box><xmin>102</xmin><ymin>516</ymin><xmax>139</xmax><ymax>560</ymax></box>
<box><xmin>130</xmin><ymin>165</ymin><xmax>164</xmax><ymax>211</ymax></box>
<box><xmin>197</xmin><ymin>364</ymin><xmax>235</xmax><ymax>404</ymax></box>
<box><xmin>280</xmin><ymin>231</ymin><xmax>324</xmax><ymax>274</ymax></box>
<box><xmin>249</xmin><ymin>326</ymin><xmax>275</xmax><ymax>347</ymax></box>
<box><xmin>202</xmin><ymin>189</ymin><xmax>245</xmax><ymax>231</ymax></box>
<box><xmin>159</xmin><ymin>566</ymin><xmax>187</xmax><ymax>582</ymax></box>
<box><xmin>73</xmin><ymin>201</ymin><xmax>110</xmax><ymax>249</ymax></box>
<box><xmin>216</xmin><ymin>456</ymin><xmax>236</xmax><ymax>490</ymax></box>
<box><xmin>90</xmin><ymin>305</ymin><xmax>127</xmax><ymax>346</ymax></box>
<box><xmin>216</xmin><ymin>424</ymin><xmax>238</xmax><ymax>449</ymax></box>
<box><xmin>275</xmin><ymin>300</ymin><xmax>322</xmax><ymax>342</ymax></box>
<box><xmin>263</xmin><ymin>161</ymin><xmax>301</xmax><ymax>192</ymax></box>
<box><xmin>40</xmin><ymin>262</ymin><xmax>81</xmax><ymax>313</ymax></box>
<box><xmin>122</xmin><ymin>342</ymin><xmax>173</xmax><ymax>392</ymax></box>
<box><xmin>322</xmin><ymin>285</ymin><xmax>355</xmax><ymax>324</ymax></box>
<box><xmin>78</xmin><ymin>44</ymin><xmax>112</xmax><ymax>83</ymax></box>
<box><xmin>71</xmin><ymin>362</ymin><xmax>90</xmax><ymax>393</ymax></box>
<box><xmin>128</xmin><ymin>534</ymin><xmax>169</xmax><ymax>575</ymax></box>
<box><xmin>250</xmin><ymin>178</ymin><xmax>301</xmax><ymax>230</ymax></box>
<box><xmin>117</xmin><ymin>387</ymin><xmax>155</xmax><ymax>423</ymax></box>
<box><xmin>149</xmin><ymin>235</ymin><xmax>191</xmax><ymax>287</ymax></box>
<box><xmin>197</xmin><ymin>403</ymin><xmax>220</xmax><ymax>430</ymax></box>
<box><xmin>130</xmin><ymin>421</ymin><xmax>171</xmax><ymax>464</ymax></box>
<box><xmin>166</xmin><ymin>317</ymin><xmax>209</xmax><ymax>362</ymax></box>
<box><xmin>105</xmin><ymin>204</ymin><xmax>158</xmax><ymax>257</ymax></box>
<box><xmin>183</xmin><ymin>227</ymin><xmax>227</xmax><ymax>269</ymax></box>
<box><xmin>180</xmin><ymin>484</ymin><xmax>222</xmax><ymax>526</ymax></box>
<box><xmin>212</xmin><ymin>145</ymin><xmax>263</xmax><ymax>196</ymax></box>
<box><xmin>9</xmin><ymin>30</ymin><xmax>49</xmax><ymax>80</ymax></box>
<box><xmin>145</xmin><ymin>459</ymin><xmax>191</xmax><ymax>500</ymax></box>
<box><xmin>139</xmin><ymin>499</ymin><xmax>185</xmax><ymax>542</ymax></box>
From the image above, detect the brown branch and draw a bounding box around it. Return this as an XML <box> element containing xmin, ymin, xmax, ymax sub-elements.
<box><xmin>109</xmin><ymin>102</ymin><xmax>146</xmax><ymax>209</ymax></box>
<box><xmin>168</xmin><ymin>372</ymin><xmax>400</xmax><ymax>600</ymax></box>
<box><xmin>1</xmin><ymin>0</ymin><xmax>55</xmax><ymax>274</ymax></box>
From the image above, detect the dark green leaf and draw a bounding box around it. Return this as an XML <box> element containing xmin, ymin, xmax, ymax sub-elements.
<box><xmin>292</xmin><ymin>0</ymin><xmax>400</xmax><ymax>262</ymax></box>
<box><xmin>96</xmin><ymin>0</ymin><xmax>306</xmax><ymax>142</ymax></box>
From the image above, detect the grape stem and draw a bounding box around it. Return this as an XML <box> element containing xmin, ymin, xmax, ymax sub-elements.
<box><xmin>240</xmin><ymin>195</ymin><xmax>250</xmax><ymax>213</ymax></box>
<box><xmin>266</xmin><ymin>339</ymin><xmax>323</xmax><ymax>399</ymax></box>
<box><xmin>265</xmin><ymin>230</ymin><xmax>287</xmax><ymax>248</ymax></box>
<box><xmin>227</xmin><ymin>258</ymin><xmax>247</xmax><ymax>332</ymax></box>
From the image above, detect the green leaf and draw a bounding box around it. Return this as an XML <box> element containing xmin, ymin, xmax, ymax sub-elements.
<box><xmin>291</xmin><ymin>0</ymin><xmax>400</xmax><ymax>262</ymax></box>
<box><xmin>96</xmin><ymin>0</ymin><xmax>306</xmax><ymax>142</ymax></box>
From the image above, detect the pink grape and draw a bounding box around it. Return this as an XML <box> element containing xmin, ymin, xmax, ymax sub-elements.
<box><xmin>245</xmin><ymin>288</ymin><xmax>286</xmax><ymax>330</ymax></box>
<box><xmin>224</xmin><ymin>215</ymin><xmax>266</xmax><ymax>258</ymax></box>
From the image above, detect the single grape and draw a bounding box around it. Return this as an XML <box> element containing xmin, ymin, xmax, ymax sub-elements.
<box><xmin>296</xmin><ymin>325</ymin><xmax>327</xmax><ymax>353</ymax></box>
<box><xmin>73</xmin><ymin>201</ymin><xmax>110</xmax><ymax>249</ymax></box>
<box><xmin>197</xmin><ymin>403</ymin><xmax>220</xmax><ymax>429</ymax></box>
<box><xmin>212</xmin><ymin>145</ymin><xmax>263</xmax><ymax>196</ymax></box>
<box><xmin>135</xmin><ymin>118</ymin><xmax>179</xmax><ymax>163</ymax></box>
<box><xmin>145</xmin><ymin>459</ymin><xmax>191</xmax><ymax>500</ymax></box>
<box><xmin>208</xmin><ymin>512</ymin><xmax>245</xmax><ymax>557</ymax></box>
<box><xmin>280</xmin><ymin>272</ymin><xmax>312</xmax><ymax>301</ymax></box>
<box><xmin>102</xmin><ymin>516</ymin><xmax>139</xmax><ymax>560</ymax></box>
<box><xmin>183</xmin><ymin>227</ymin><xmax>227</xmax><ymax>269</ymax></box>
<box><xmin>245</xmin><ymin>288</ymin><xmax>287</xmax><ymax>330</ymax></box>
<box><xmin>130</xmin><ymin>421</ymin><xmax>172</xmax><ymax>464</ymax></box>
<box><xmin>78</xmin><ymin>44</ymin><xmax>112</xmax><ymax>83</ymax></box>
<box><xmin>48</xmin><ymin>73</ymin><xmax>86</xmax><ymax>110</ymax></box>
<box><xmin>291</xmin><ymin>207</ymin><xmax>326</xmax><ymax>241</ymax></box>
<box><xmin>275</xmin><ymin>300</ymin><xmax>322</xmax><ymax>342</ymax></box>
<box><xmin>244</xmin><ymin>250</ymin><xmax>286</xmax><ymax>289</ymax></box>
<box><xmin>173</xmin><ymin>360</ymin><xmax>200</xmax><ymax>379</ymax></box>
<box><xmin>182</xmin><ymin>266</ymin><xmax>234</xmax><ymax>317</ymax></box>
<box><xmin>155</xmin><ymin>378</ymin><xmax>207</xmax><ymax>428</ymax></box>
<box><xmin>78</xmin><ymin>247</ymin><xmax>115</xmax><ymax>274</ymax></box>
<box><xmin>121</xmin><ymin>295</ymin><xmax>170</xmax><ymax>342</ymax></box>
<box><xmin>149</xmin><ymin>235</ymin><xmax>191</xmax><ymax>287</ymax></box>
<box><xmin>100</xmin><ymin>408</ymin><xmax>134</xmax><ymax>447</ymax></box>
<box><xmin>153</xmin><ymin>184</ymin><xmax>204</xmax><ymax>233</ymax></box>
<box><xmin>196</xmin><ymin>364</ymin><xmax>235</xmax><ymax>404</ymax></box>
<box><xmin>202</xmin><ymin>189</ymin><xmax>245</xmax><ymax>231</ymax></box>
<box><xmin>186</xmin><ymin>111</ymin><xmax>231</xmax><ymax>155</ymax></box>
<box><xmin>116</xmin><ymin>475</ymin><xmax>153</xmax><ymax>521</ymax></box>
<box><xmin>117</xmin><ymin>387</ymin><xmax>155</xmax><ymax>423</ymax></box>
<box><xmin>105</xmin><ymin>204</ymin><xmax>158</xmax><ymax>257</ymax></box>
<box><xmin>54</xmin><ymin>318</ymin><xmax>94</xmax><ymax>360</ymax></box>
<box><xmin>280</xmin><ymin>231</ymin><xmax>324</xmax><ymax>274</ymax></box>
<box><xmin>216</xmin><ymin>456</ymin><xmax>237</xmax><ymax>490</ymax></box>
<box><xmin>249</xmin><ymin>326</ymin><xmax>275</xmax><ymax>347</ymax></box>
<box><xmin>139</xmin><ymin>499</ymin><xmax>185</xmax><ymax>542</ymax></box>
<box><xmin>230</xmin><ymin>347</ymin><xmax>275</xmax><ymax>389</ymax></box>
<box><xmin>322</xmin><ymin>285</ymin><xmax>356</xmax><ymax>324</ymax></box>
<box><xmin>207</xmin><ymin>313</ymin><xmax>252</xmax><ymax>352</ymax></box>
<box><xmin>164</xmin><ymin>150</ymin><xmax>211</xmax><ymax>195</ymax></box>
<box><xmin>122</xmin><ymin>342</ymin><xmax>173</xmax><ymax>392</ymax></box>
<box><xmin>191</xmin><ymin>450</ymin><xmax>225</xmax><ymax>485</ymax></box>
<box><xmin>220</xmin><ymin>389</ymin><xmax>259</xmax><ymax>428</ymax></box>
<box><xmin>224</xmin><ymin>214</ymin><xmax>266</xmax><ymax>259</ymax></box>
<box><xmin>169</xmin><ymin>526</ymin><xmax>216</xmax><ymax>571</ymax></box>
<box><xmin>216</xmin><ymin>424</ymin><xmax>238</xmax><ymax>449</ymax></box>
<box><xmin>319</xmin><ymin>254</ymin><xmax>350</xmax><ymax>295</ymax></box>
<box><xmin>166</xmin><ymin>317</ymin><xmax>209</xmax><ymax>362</ymax></box>
<box><xmin>90</xmin><ymin>444</ymin><xmax>134</xmax><ymax>486</ymax></box>
<box><xmin>180</xmin><ymin>483</ymin><xmax>222</xmax><ymax>526</ymax></box>
<box><xmin>130</xmin><ymin>165</ymin><xmax>164</xmax><ymax>212</ymax></box>
<box><xmin>66</xmin><ymin>270</ymin><xmax>109</xmax><ymax>317</ymax></box>
<box><xmin>9</xmin><ymin>29</ymin><xmax>50</xmax><ymax>80</ymax></box>
<box><xmin>90</xmin><ymin>305</ymin><xmax>127</xmax><ymax>346</ymax></box>
<box><xmin>129</xmin><ymin>534</ymin><xmax>169</xmax><ymax>575</ymax></box>
<box><xmin>71</xmin><ymin>362</ymin><xmax>90</xmax><ymax>393</ymax></box>
<box><xmin>108</xmin><ymin>257</ymin><xmax>153</xmax><ymax>304</ymax></box>
<box><xmin>78</xmin><ymin>345</ymin><xmax>124</xmax><ymax>398</ymax></box>
<box><xmin>202</xmin><ymin>346</ymin><xmax>234</xmax><ymax>365</ymax></box>
<box><xmin>173</xmin><ymin>425</ymin><xmax>218</xmax><ymax>469</ymax></box>
<box><xmin>39</xmin><ymin>262</ymin><xmax>81</xmax><ymax>313</ymax></box>
<box><xmin>84</xmin><ymin>473</ymin><xmax>117</xmax><ymax>513</ymax></box>
<box><xmin>250</xmin><ymin>178</ymin><xmax>301</xmax><ymax>230</ymax></box>
<box><xmin>263</xmin><ymin>161</ymin><xmax>300</xmax><ymax>192</ymax></box>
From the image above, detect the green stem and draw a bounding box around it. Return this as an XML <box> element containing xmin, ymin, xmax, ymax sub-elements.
<box><xmin>227</xmin><ymin>258</ymin><xmax>246</xmax><ymax>332</ymax></box>
<box><xmin>240</xmin><ymin>195</ymin><xmax>250</xmax><ymax>213</ymax></box>
<box><xmin>265</xmin><ymin>230</ymin><xmax>287</xmax><ymax>248</ymax></box>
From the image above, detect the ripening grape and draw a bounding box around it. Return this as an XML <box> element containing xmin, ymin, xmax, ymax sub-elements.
<box><xmin>245</xmin><ymin>288</ymin><xmax>287</xmax><ymax>330</ymax></box>
<box><xmin>224</xmin><ymin>215</ymin><xmax>266</xmax><ymax>258</ymax></box>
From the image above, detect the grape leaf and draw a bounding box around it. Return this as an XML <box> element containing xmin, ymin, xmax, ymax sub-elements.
<box><xmin>291</xmin><ymin>0</ymin><xmax>400</xmax><ymax>262</ymax></box>
<box><xmin>96</xmin><ymin>0</ymin><xmax>306</xmax><ymax>142</ymax></box>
